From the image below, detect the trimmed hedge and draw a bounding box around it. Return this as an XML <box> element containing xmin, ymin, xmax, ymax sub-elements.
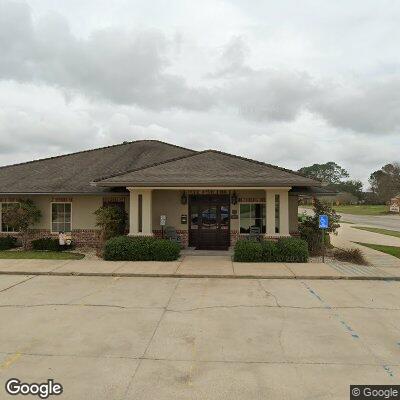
<box><xmin>31</xmin><ymin>237</ymin><xmax>62</xmax><ymax>252</ymax></box>
<box><xmin>0</xmin><ymin>236</ymin><xmax>18</xmax><ymax>251</ymax></box>
<box><xmin>261</xmin><ymin>239</ymin><xmax>279</xmax><ymax>262</ymax></box>
<box><xmin>276</xmin><ymin>237</ymin><xmax>309</xmax><ymax>262</ymax></box>
<box><xmin>234</xmin><ymin>237</ymin><xmax>309</xmax><ymax>263</ymax></box>
<box><xmin>103</xmin><ymin>236</ymin><xmax>181</xmax><ymax>261</ymax></box>
<box><xmin>233</xmin><ymin>240</ymin><xmax>263</xmax><ymax>262</ymax></box>
<box><xmin>151</xmin><ymin>239</ymin><xmax>181</xmax><ymax>261</ymax></box>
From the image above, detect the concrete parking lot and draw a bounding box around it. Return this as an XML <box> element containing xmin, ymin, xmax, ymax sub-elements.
<box><xmin>0</xmin><ymin>274</ymin><xmax>399</xmax><ymax>399</ymax></box>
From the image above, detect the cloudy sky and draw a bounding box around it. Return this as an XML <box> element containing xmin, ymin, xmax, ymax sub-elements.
<box><xmin>1</xmin><ymin>0</ymin><xmax>399</xmax><ymax>186</ymax></box>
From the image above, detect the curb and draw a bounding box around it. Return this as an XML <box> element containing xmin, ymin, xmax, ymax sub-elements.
<box><xmin>0</xmin><ymin>270</ymin><xmax>399</xmax><ymax>281</ymax></box>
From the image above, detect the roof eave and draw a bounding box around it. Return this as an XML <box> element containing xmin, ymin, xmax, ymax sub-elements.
<box><xmin>93</xmin><ymin>181</ymin><xmax>320</xmax><ymax>188</ymax></box>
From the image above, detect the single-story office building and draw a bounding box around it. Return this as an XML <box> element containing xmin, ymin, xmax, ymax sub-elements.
<box><xmin>0</xmin><ymin>140</ymin><xmax>322</xmax><ymax>249</ymax></box>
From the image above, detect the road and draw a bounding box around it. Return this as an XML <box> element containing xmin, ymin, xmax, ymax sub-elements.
<box><xmin>299</xmin><ymin>207</ymin><xmax>400</xmax><ymax>231</ymax></box>
<box><xmin>0</xmin><ymin>274</ymin><xmax>399</xmax><ymax>399</ymax></box>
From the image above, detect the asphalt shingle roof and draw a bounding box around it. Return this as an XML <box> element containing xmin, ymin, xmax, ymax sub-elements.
<box><xmin>0</xmin><ymin>141</ymin><xmax>321</xmax><ymax>193</ymax></box>
<box><xmin>0</xmin><ymin>140</ymin><xmax>194</xmax><ymax>194</ymax></box>
<box><xmin>95</xmin><ymin>150</ymin><xmax>321</xmax><ymax>188</ymax></box>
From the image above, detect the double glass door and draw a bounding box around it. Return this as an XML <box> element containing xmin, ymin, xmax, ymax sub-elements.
<box><xmin>189</xmin><ymin>196</ymin><xmax>230</xmax><ymax>250</ymax></box>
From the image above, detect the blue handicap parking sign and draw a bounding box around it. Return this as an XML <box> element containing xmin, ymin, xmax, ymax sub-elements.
<box><xmin>319</xmin><ymin>215</ymin><xmax>329</xmax><ymax>229</ymax></box>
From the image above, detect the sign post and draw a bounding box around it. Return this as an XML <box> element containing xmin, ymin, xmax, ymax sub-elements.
<box><xmin>319</xmin><ymin>215</ymin><xmax>329</xmax><ymax>263</ymax></box>
<box><xmin>160</xmin><ymin>215</ymin><xmax>167</xmax><ymax>238</ymax></box>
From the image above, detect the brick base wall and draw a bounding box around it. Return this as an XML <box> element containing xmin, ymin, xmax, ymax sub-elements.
<box><xmin>1</xmin><ymin>228</ymin><xmax>298</xmax><ymax>249</ymax></box>
<box><xmin>0</xmin><ymin>229</ymin><xmax>101</xmax><ymax>249</ymax></box>
<box><xmin>230</xmin><ymin>230</ymin><xmax>240</xmax><ymax>246</ymax></box>
<box><xmin>153</xmin><ymin>229</ymin><xmax>188</xmax><ymax>247</ymax></box>
<box><xmin>230</xmin><ymin>230</ymin><xmax>299</xmax><ymax>246</ymax></box>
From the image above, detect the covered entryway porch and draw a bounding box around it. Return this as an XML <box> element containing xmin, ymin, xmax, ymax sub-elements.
<box><xmin>93</xmin><ymin>149</ymin><xmax>319</xmax><ymax>249</ymax></box>
<box><xmin>126</xmin><ymin>187</ymin><xmax>293</xmax><ymax>250</ymax></box>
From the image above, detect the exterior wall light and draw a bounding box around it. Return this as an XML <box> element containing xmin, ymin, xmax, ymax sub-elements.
<box><xmin>231</xmin><ymin>191</ymin><xmax>238</xmax><ymax>205</ymax></box>
<box><xmin>181</xmin><ymin>191</ymin><xmax>187</xmax><ymax>205</ymax></box>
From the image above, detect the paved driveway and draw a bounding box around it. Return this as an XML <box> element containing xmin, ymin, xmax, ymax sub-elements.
<box><xmin>299</xmin><ymin>207</ymin><xmax>400</xmax><ymax>230</ymax></box>
<box><xmin>0</xmin><ymin>275</ymin><xmax>399</xmax><ymax>399</ymax></box>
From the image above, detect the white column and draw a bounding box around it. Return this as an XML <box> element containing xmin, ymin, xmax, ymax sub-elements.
<box><xmin>141</xmin><ymin>189</ymin><xmax>153</xmax><ymax>236</ymax></box>
<box><xmin>265</xmin><ymin>189</ymin><xmax>276</xmax><ymax>236</ymax></box>
<box><xmin>128</xmin><ymin>188</ymin><xmax>139</xmax><ymax>235</ymax></box>
<box><xmin>279</xmin><ymin>189</ymin><xmax>290</xmax><ymax>236</ymax></box>
<box><xmin>128</xmin><ymin>188</ymin><xmax>153</xmax><ymax>236</ymax></box>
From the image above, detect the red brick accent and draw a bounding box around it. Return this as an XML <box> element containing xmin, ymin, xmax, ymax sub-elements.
<box><xmin>230</xmin><ymin>230</ymin><xmax>240</xmax><ymax>246</ymax></box>
<box><xmin>0</xmin><ymin>228</ymin><xmax>298</xmax><ymax>249</ymax></box>
<box><xmin>230</xmin><ymin>230</ymin><xmax>298</xmax><ymax>246</ymax></box>
<box><xmin>71</xmin><ymin>230</ymin><xmax>102</xmax><ymax>248</ymax></box>
<box><xmin>153</xmin><ymin>229</ymin><xmax>189</xmax><ymax>247</ymax></box>
<box><xmin>0</xmin><ymin>229</ymin><xmax>101</xmax><ymax>249</ymax></box>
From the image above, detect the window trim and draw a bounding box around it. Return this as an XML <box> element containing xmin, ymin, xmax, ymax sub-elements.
<box><xmin>50</xmin><ymin>202</ymin><xmax>72</xmax><ymax>234</ymax></box>
<box><xmin>238</xmin><ymin>202</ymin><xmax>266</xmax><ymax>235</ymax></box>
<box><xmin>0</xmin><ymin>201</ymin><xmax>20</xmax><ymax>233</ymax></box>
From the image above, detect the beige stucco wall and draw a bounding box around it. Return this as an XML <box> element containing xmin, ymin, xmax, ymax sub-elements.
<box><xmin>152</xmin><ymin>190</ymin><xmax>188</xmax><ymax>230</ymax></box>
<box><xmin>71</xmin><ymin>196</ymin><xmax>103</xmax><ymax>229</ymax></box>
<box><xmin>1</xmin><ymin>191</ymin><xmax>298</xmax><ymax>234</ymax></box>
<box><xmin>0</xmin><ymin>195</ymin><xmax>129</xmax><ymax>232</ymax></box>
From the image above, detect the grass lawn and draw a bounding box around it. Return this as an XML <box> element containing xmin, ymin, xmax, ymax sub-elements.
<box><xmin>355</xmin><ymin>243</ymin><xmax>400</xmax><ymax>259</ymax></box>
<box><xmin>301</xmin><ymin>204</ymin><xmax>389</xmax><ymax>215</ymax></box>
<box><xmin>0</xmin><ymin>251</ymin><xmax>85</xmax><ymax>260</ymax></box>
<box><xmin>353</xmin><ymin>227</ymin><xmax>400</xmax><ymax>238</ymax></box>
<box><xmin>332</xmin><ymin>205</ymin><xmax>389</xmax><ymax>215</ymax></box>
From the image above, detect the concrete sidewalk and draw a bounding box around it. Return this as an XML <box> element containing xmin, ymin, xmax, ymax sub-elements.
<box><xmin>331</xmin><ymin>224</ymin><xmax>400</xmax><ymax>271</ymax></box>
<box><xmin>0</xmin><ymin>254</ymin><xmax>399</xmax><ymax>280</ymax></box>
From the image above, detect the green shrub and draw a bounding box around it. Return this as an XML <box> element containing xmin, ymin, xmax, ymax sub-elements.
<box><xmin>233</xmin><ymin>240</ymin><xmax>263</xmax><ymax>262</ymax></box>
<box><xmin>298</xmin><ymin>199</ymin><xmax>340</xmax><ymax>255</ymax></box>
<box><xmin>298</xmin><ymin>226</ymin><xmax>330</xmax><ymax>255</ymax></box>
<box><xmin>276</xmin><ymin>237</ymin><xmax>309</xmax><ymax>262</ymax></box>
<box><xmin>260</xmin><ymin>240</ymin><xmax>279</xmax><ymax>262</ymax></box>
<box><xmin>333</xmin><ymin>248</ymin><xmax>367</xmax><ymax>265</ymax></box>
<box><xmin>234</xmin><ymin>237</ymin><xmax>309</xmax><ymax>263</ymax></box>
<box><xmin>31</xmin><ymin>237</ymin><xmax>63</xmax><ymax>251</ymax></box>
<box><xmin>103</xmin><ymin>236</ymin><xmax>181</xmax><ymax>261</ymax></box>
<box><xmin>0</xmin><ymin>236</ymin><xmax>18</xmax><ymax>250</ymax></box>
<box><xmin>94</xmin><ymin>205</ymin><xmax>127</xmax><ymax>242</ymax></box>
<box><xmin>1</xmin><ymin>199</ymin><xmax>41</xmax><ymax>250</ymax></box>
<box><xmin>151</xmin><ymin>239</ymin><xmax>181</xmax><ymax>261</ymax></box>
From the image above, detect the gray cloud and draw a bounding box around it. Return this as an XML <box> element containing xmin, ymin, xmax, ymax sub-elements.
<box><xmin>2</xmin><ymin>0</ymin><xmax>400</xmax><ymax>134</ymax></box>
<box><xmin>313</xmin><ymin>78</ymin><xmax>400</xmax><ymax>134</ymax></box>
<box><xmin>220</xmin><ymin>69</ymin><xmax>319</xmax><ymax>122</ymax></box>
<box><xmin>0</xmin><ymin>0</ymin><xmax>399</xmax><ymax>186</ymax></box>
<box><xmin>0</xmin><ymin>1</ymin><xmax>212</xmax><ymax>111</ymax></box>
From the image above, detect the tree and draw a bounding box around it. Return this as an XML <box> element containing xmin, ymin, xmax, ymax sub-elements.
<box><xmin>2</xmin><ymin>199</ymin><xmax>42</xmax><ymax>250</ymax></box>
<box><xmin>94</xmin><ymin>205</ymin><xmax>127</xmax><ymax>243</ymax></box>
<box><xmin>369</xmin><ymin>163</ymin><xmax>400</xmax><ymax>203</ymax></box>
<box><xmin>298</xmin><ymin>162</ymin><xmax>349</xmax><ymax>185</ymax></box>
<box><xmin>298</xmin><ymin>198</ymin><xmax>341</xmax><ymax>255</ymax></box>
<box><xmin>299</xmin><ymin>162</ymin><xmax>364</xmax><ymax>201</ymax></box>
<box><xmin>332</xmin><ymin>179</ymin><xmax>363</xmax><ymax>200</ymax></box>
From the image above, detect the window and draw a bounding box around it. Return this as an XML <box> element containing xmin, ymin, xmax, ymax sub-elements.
<box><xmin>1</xmin><ymin>202</ymin><xmax>19</xmax><ymax>232</ymax></box>
<box><xmin>239</xmin><ymin>203</ymin><xmax>266</xmax><ymax>234</ymax></box>
<box><xmin>275</xmin><ymin>194</ymin><xmax>280</xmax><ymax>233</ymax></box>
<box><xmin>138</xmin><ymin>194</ymin><xmax>142</xmax><ymax>233</ymax></box>
<box><xmin>220</xmin><ymin>206</ymin><xmax>229</xmax><ymax>230</ymax></box>
<box><xmin>51</xmin><ymin>203</ymin><xmax>71</xmax><ymax>233</ymax></box>
<box><xmin>201</xmin><ymin>206</ymin><xmax>217</xmax><ymax>229</ymax></box>
<box><xmin>190</xmin><ymin>205</ymin><xmax>199</xmax><ymax>229</ymax></box>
